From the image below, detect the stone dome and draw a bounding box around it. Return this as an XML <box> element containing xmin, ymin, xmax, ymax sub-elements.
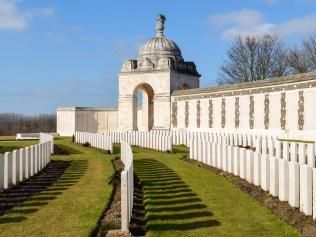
<box><xmin>121</xmin><ymin>14</ymin><xmax>199</xmax><ymax>76</ymax></box>
<box><xmin>138</xmin><ymin>36</ymin><xmax>184</xmax><ymax>63</ymax></box>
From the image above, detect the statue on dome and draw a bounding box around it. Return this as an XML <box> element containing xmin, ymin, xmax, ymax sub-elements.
<box><xmin>156</xmin><ymin>14</ymin><xmax>166</xmax><ymax>36</ymax></box>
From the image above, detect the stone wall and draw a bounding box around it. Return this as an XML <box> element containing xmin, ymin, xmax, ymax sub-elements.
<box><xmin>57</xmin><ymin>107</ymin><xmax>118</xmax><ymax>136</ymax></box>
<box><xmin>171</xmin><ymin>72</ymin><xmax>316</xmax><ymax>131</ymax></box>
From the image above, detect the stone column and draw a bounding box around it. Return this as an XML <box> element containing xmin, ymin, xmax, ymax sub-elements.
<box><xmin>153</xmin><ymin>93</ymin><xmax>171</xmax><ymax>129</ymax></box>
<box><xmin>118</xmin><ymin>95</ymin><xmax>134</xmax><ymax>131</ymax></box>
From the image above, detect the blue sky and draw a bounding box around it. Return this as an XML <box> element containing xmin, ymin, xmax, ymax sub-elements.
<box><xmin>1</xmin><ymin>0</ymin><xmax>316</xmax><ymax>114</ymax></box>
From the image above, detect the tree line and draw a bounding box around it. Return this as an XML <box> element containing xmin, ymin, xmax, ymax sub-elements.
<box><xmin>218</xmin><ymin>34</ymin><xmax>316</xmax><ymax>84</ymax></box>
<box><xmin>0</xmin><ymin>113</ymin><xmax>56</xmax><ymax>136</ymax></box>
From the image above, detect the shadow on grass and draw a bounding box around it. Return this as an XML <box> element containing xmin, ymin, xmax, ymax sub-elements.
<box><xmin>0</xmin><ymin>159</ymin><xmax>88</xmax><ymax>224</ymax></box>
<box><xmin>134</xmin><ymin>159</ymin><xmax>220</xmax><ymax>233</ymax></box>
<box><xmin>54</xmin><ymin>144</ymin><xmax>83</xmax><ymax>155</ymax></box>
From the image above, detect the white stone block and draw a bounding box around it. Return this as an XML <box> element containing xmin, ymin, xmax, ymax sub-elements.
<box><xmin>289</xmin><ymin>161</ymin><xmax>300</xmax><ymax>207</ymax></box>
<box><xmin>202</xmin><ymin>141</ymin><xmax>207</xmax><ymax>164</ymax></box>
<box><xmin>261</xmin><ymin>155</ymin><xmax>270</xmax><ymax>191</ymax></box>
<box><xmin>239</xmin><ymin>148</ymin><xmax>246</xmax><ymax>179</ymax></box>
<box><xmin>253</xmin><ymin>152</ymin><xmax>261</xmax><ymax>186</ymax></box>
<box><xmin>227</xmin><ymin>146</ymin><xmax>233</xmax><ymax>173</ymax></box>
<box><xmin>269</xmin><ymin>156</ymin><xmax>279</xmax><ymax>197</ymax></box>
<box><xmin>283</xmin><ymin>141</ymin><xmax>290</xmax><ymax>161</ymax></box>
<box><xmin>193</xmin><ymin>139</ymin><xmax>198</xmax><ymax>160</ymax></box>
<box><xmin>206</xmin><ymin>142</ymin><xmax>211</xmax><ymax>165</ymax></box>
<box><xmin>216</xmin><ymin>144</ymin><xmax>222</xmax><ymax>169</ymax></box>
<box><xmin>246</xmin><ymin>150</ymin><xmax>254</xmax><ymax>183</ymax></box>
<box><xmin>307</xmin><ymin>144</ymin><xmax>315</xmax><ymax>167</ymax></box>
<box><xmin>189</xmin><ymin>140</ymin><xmax>194</xmax><ymax>159</ymax></box>
<box><xmin>278</xmin><ymin>159</ymin><xmax>289</xmax><ymax>201</ymax></box>
<box><xmin>300</xmin><ymin>164</ymin><xmax>313</xmax><ymax>215</ymax></box>
<box><xmin>0</xmin><ymin>154</ymin><xmax>4</xmax><ymax>190</ymax></box>
<box><xmin>313</xmin><ymin>168</ymin><xmax>316</xmax><ymax>219</ymax></box>
<box><xmin>275</xmin><ymin>140</ymin><xmax>282</xmax><ymax>159</ymax></box>
<box><xmin>298</xmin><ymin>143</ymin><xmax>306</xmax><ymax>164</ymax></box>
<box><xmin>290</xmin><ymin>142</ymin><xmax>298</xmax><ymax>162</ymax></box>
<box><xmin>211</xmin><ymin>143</ymin><xmax>217</xmax><ymax>167</ymax></box>
<box><xmin>12</xmin><ymin>150</ymin><xmax>18</xmax><ymax>186</ymax></box>
<box><xmin>233</xmin><ymin>147</ymin><xmax>240</xmax><ymax>176</ymax></box>
<box><xmin>222</xmin><ymin>144</ymin><xmax>228</xmax><ymax>171</ymax></box>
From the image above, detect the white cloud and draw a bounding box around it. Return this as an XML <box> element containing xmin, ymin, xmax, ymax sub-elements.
<box><xmin>0</xmin><ymin>0</ymin><xmax>54</xmax><ymax>31</ymax></box>
<box><xmin>208</xmin><ymin>9</ymin><xmax>316</xmax><ymax>40</ymax></box>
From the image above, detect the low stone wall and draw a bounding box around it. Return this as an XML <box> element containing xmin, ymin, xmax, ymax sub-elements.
<box><xmin>57</xmin><ymin>107</ymin><xmax>118</xmax><ymax>136</ymax></box>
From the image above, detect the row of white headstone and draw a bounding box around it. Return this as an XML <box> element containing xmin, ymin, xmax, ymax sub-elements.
<box><xmin>0</xmin><ymin>133</ymin><xmax>54</xmax><ymax>192</ymax></box>
<box><xmin>189</xmin><ymin>136</ymin><xmax>316</xmax><ymax>219</ymax></box>
<box><xmin>170</xmin><ymin>129</ymin><xmax>278</xmax><ymax>147</ymax></box>
<box><xmin>75</xmin><ymin>132</ymin><xmax>113</xmax><ymax>153</ymax></box>
<box><xmin>120</xmin><ymin>141</ymin><xmax>134</xmax><ymax>232</ymax></box>
<box><xmin>105</xmin><ymin>131</ymin><xmax>172</xmax><ymax>152</ymax></box>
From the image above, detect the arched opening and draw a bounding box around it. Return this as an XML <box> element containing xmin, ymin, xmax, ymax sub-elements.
<box><xmin>180</xmin><ymin>83</ymin><xmax>189</xmax><ymax>90</ymax></box>
<box><xmin>133</xmin><ymin>83</ymin><xmax>154</xmax><ymax>131</ymax></box>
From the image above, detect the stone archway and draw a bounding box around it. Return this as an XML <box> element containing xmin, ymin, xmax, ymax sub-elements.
<box><xmin>133</xmin><ymin>83</ymin><xmax>154</xmax><ymax>131</ymax></box>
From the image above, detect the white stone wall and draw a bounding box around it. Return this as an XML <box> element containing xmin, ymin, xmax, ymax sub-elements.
<box><xmin>57</xmin><ymin>108</ymin><xmax>76</xmax><ymax>136</ymax></box>
<box><xmin>171</xmin><ymin>73</ymin><xmax>316</xmax><ymax>131</ymax></box>
<box><xmin>57</xmin><ymin>107</ymin><xmax>118</xmax><ymax>136</ymax></box>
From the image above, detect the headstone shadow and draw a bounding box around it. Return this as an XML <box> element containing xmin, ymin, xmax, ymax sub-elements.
<box><xmin>0</xmin><ymin>159</ymin><xmax>88</xmax><ymax>224</ymax></box>
<box><xmin>132</xmin><ymin>158</ymin><xmax>220</xmax><ymax>234</ymax></box>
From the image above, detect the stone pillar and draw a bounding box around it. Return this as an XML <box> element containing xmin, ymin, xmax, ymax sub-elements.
<box><xmin>118</xmin><ymin>95</ymin><xmax>134</xmax><ymax>131</ymax></box>
<box><xmin>153</xmin><ymin>93</ymin><xmax>171</xmax><ymax>129</ymax></box>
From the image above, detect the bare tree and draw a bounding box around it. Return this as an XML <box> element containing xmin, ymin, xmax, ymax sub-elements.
<box><xmin>289</xmin><ymin>35</ymin><xmax>316</xmax><ymax>73</ymax></box>
<box><xmin>287</xmin><ymin>47</ymin><xmax>310</xmax><ymax>73</ymax></box>
<box><xmin>218</xmin><ymin>35</ymin><xmax>289</xmax><ymax>84</ymax></box>
<box><xmin>0</xmin><ymin>113</ymin><xmax>56</xmax><ymax>136</ymax></box>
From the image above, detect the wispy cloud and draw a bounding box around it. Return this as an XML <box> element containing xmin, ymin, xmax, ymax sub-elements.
<box><xmin>208</xmin><ymin>9</ymin><xmax>316</xmax><ymax>40</ymax></box>
<box><xmin>0</xmin><ymin>0</ymin><xmax>54</xmax><ymax>31</ymax></box>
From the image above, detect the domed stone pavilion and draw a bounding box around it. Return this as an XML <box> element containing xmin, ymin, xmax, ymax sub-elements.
<box><xmin>118</xmin><ymin>14</ymin><xmax>200</xmax><ymax>131</ymax></box>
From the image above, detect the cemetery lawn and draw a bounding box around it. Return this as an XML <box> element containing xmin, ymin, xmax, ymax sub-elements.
<box><xmin>0</xmin><ymin>136</ymin><xmax>37</xmax><ymax>153</ymax></box>
<box><xmin>0</xmin><ymin>137</ymin><xmax>114</xmax><ymax>237</ymax></box>
<box><xmin>133</xmin><ymin>145</ymin><xmax>302</xmax><ymax>237</ymax></box>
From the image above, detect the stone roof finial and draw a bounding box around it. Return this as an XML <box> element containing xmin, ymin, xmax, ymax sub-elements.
<box><xmin>156</xmin><ymin>14</ymin><xmax>166</xmax><ymax>37</ymax></box>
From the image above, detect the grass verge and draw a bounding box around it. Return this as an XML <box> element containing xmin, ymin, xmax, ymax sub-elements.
<box><xmin>0</xmin><ymin>137</ymin><xmax>114</xmax><ymax>237</ymax></box>
<box><xmin>133</xmin><ymin>146</ymin><xmax>302</xmax><ymax>237</ymax></box>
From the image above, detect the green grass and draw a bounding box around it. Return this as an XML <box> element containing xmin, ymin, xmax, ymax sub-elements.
<box><xmin>0</xmin><ymin>137</ymin><xmax>114</xmax><ymax>237</ymax></box>
<box><xmin>133</xmin><ymin>146</ymin><xmax>302</xmax><ymax>237</ymax></box>
<box><xmin>0</xmin><ymin>139</ymin><xmax>38</xmax><ymax>153</ymax></box>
